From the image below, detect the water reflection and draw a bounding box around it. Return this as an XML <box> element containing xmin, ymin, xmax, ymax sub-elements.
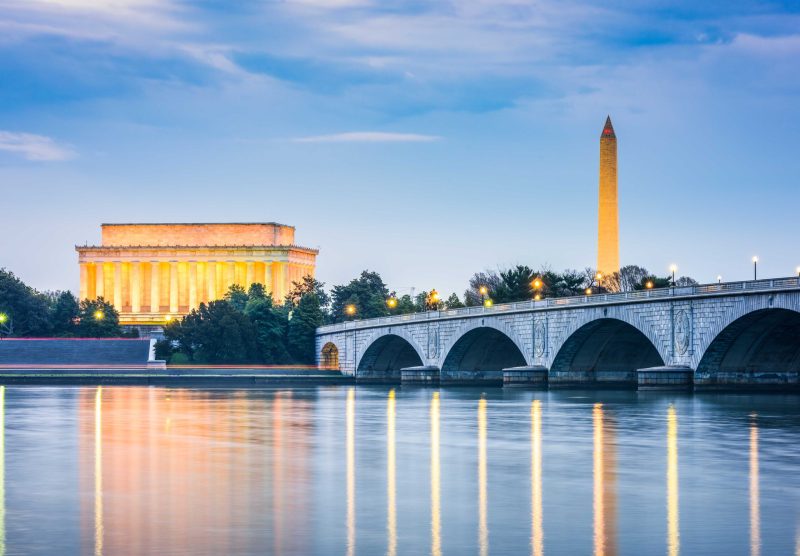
<box><xmin>478</xmin><ymin>397</ymin><xmax>488</xmax><ymax>556</ymax></box>
<box><xmin>531</xmin><ymin>400</ymin><xmax>543</xmax><ymax>556</ymax></box>
<box><xmin>0</xmin><ymin>386</ymin><xmax>5</xmax><ymax>556</ymax></box>
<box><xmin>593</xmin><ymin>403</ymin><xmax>617</xmax><ymax>556</ymax></box>
<box><xmin>347</xmin><ymin>388</ymin><xmax>356</xmax><ymax>556</ymax></box>
<box><xmin>667</xmin><ymin>405</ymin><xmax>679</xmax><ymax>556</ymax></box>
<box><xmin>431</xmin><ymin>392</ymin><xmax>441</xmax><ymax>556</ymax></box>
<box><xmin>94</xmin><ymin>387</ymin><xmax>103</xmax><ymax>556</ymax></box>
<box><xmin>387</xmin><ymin>389</ymin><xmax>396</xmax><ymax>556</ymax></box>
<box><xmin>750</xmin><ymin>414</ymin><xmax>760</xmax><ymax>556</ymax></box>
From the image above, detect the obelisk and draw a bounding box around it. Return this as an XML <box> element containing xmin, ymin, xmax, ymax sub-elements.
<box><xmin>597</xmin><ymin>116</ymin><xmax>619</xmax><ymax>276</ymax></box>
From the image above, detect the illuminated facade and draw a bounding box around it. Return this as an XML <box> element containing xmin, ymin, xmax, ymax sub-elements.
<box><xmin>597</xmin><ymin>116</ymin><xmax>620</xmax><ymax>276</ymax></box>
<box><xmin>76</xmin><ymin>223</ymin><xmax>318</xmax><ymax>325</ymax></box>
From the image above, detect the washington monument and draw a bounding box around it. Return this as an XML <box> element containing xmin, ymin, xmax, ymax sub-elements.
<box><xmin>597</xmin><ymin>116</ymin><xmax>619</xmax><ymax>276</ymax></box>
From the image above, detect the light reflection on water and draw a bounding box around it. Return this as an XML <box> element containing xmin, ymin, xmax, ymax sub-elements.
<box><xmin>0</xmin><ymin>386</ymin><xmax>799</xmax><ymax>555</ymax></box>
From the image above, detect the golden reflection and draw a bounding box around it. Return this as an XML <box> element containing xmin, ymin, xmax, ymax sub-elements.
<box><xmin>667</xmin><ymin>405</ymin><xmax>679</xmax><ymax>556</ymax></box>
<box><xmin>593</xmin><ymin>403</ymin><xmax>617</xmax><ymax>556</ymax></box>
<box><xmin>94</xmin><ymin>386</ymin><xmax>103</xmax><ymax>556</ymax></box>
<box><xmin>531</xmin><ymin>399</ymin><xmax>543</xmax><ymax>556</ymax></box>
<box><xmin>750</xmin><ymin>414</ymin><xmax>760</xmax><ymax>556</ymax></box>
<box><xmin>431</xmin><ymin>392</ymin><xmax>441</xmax><ymax>556</ymax></box>
<box><xmin>347</xmin><ymin>388</ymin><xmax>356</xmax><ymax>556</ymax></box>
<box><xmin>0</xmin><ymin>386</ymin><xmax>5</xmax><ymax>556</ymax></box>
<box><xmin>478</xmin><ymin>397</ymin><xmax>488</xmax><ymax>556</ymax></box>
<box><xmin>387</xmin><ymin>389</ymin><xmax>397</xmax><ymax>556</ymax></box>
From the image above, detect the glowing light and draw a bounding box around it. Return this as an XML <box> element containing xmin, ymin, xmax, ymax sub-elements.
<box><xmin>717</xmin><ymin>275</ymin><xmax>723</xmax><ymax>283</ymax></box>
<box><xmin>596</xmin><ymin>272</ymin><xmax>603</xmax><ymax>281</ymax></box>
<box><xmin>796</xmin><ymin>266</ymin><xmax>800</xmax><ymax>277</ymax></box>
<box><xmin>387</xmin><ymin>390</ymin><xmax>396</xmax><ymax>556</ymax></box>
<box><xmin>95</xmin><ymin>386</ymin><xmax>103</xmax><ymax>556</ymax></box>
<box><xmin>484</xmin><ymin>299</ymin><xmax>493</xmax><ymax>308</ymax></box>
<box><xmin>346</xmin><ymin>388</ymin><xmax>356</xmax><ymax>556</ymax></box>
<box><xmin>478</xmin><ymin>397</ymin><xmax>488</xmax><ymax>556</ymax></box>
<box><xmin>532</xmin><ymin>279</ymin><xmax>543</xmax><ymax>290</ymax></box>
<box><xmin>94</xmin><ymin>310</ymin><xmax>104</xmax><ymax>321</ymax></box>
<box><xmin>345</xmin><ymin>304</ymin><xmax>357</xmax><ymax>316</ymax></box>
<box><xmin>750</xmin><ymin>415</ymin><xmax>760</xmax><ymax>556</ymax></box>
<box><xmin>164</xmin><ymin>315</ymin><xmax>172</xmax><ymax>322</ymax></box>
<box><xmin>531</xmin><ymin>400</ymin><xmax>543</xmax><ymax>556</ymax></box>
<box><xmin>667</xmin><ymin>405</ymin><xmax>679</xmax><ymax>556</ymax></box>
<box><xmin>752</xmin><ymin>256</ymin><xmax>759</xmax><ymax>263</ymax></box>
<box><xmin>670</xmin><ymin>264</ymin><xmax>678</xmax><ymax>273</ymax></box>
<box><xmin>0</xmin><ymin>314</ymin><xmax>6</xmax><ymax>324</ymax></box>
<box><xmin>479</xmin><ymin>286</ymin><xmax>488</xmax><ymax>295</ymax></box>
<box><xmin>431</xmin><ymin>392</ymin><xmax>441</xmax><ymax>556</ymax></box>
<box><xmin>585</xmin><ymin>288</ymin><xmax>592</xmax><ymax>296</ymax></box>
<box><xmin>645</xmin><ymin>281</ymin><xmax>654</xmax><ymax>289</ymax></box>
<box><xmin>386</xmin><ymin>297</ymin><xmax>398</xmax><ymax>309</ymax></box>
<box><xmin>593</xmin><ymin>404</ymin><xmax>605</xmax><ymax>556</ymax></box>
<box><xmin>534</xmin><ymin>294</ymin><xmax>541</xmax><ymax>301</ymax></box>
<box><xmin>431</xmin><ymin>290</ymin><xmax>440</xmax><ymax>303</ymax></box>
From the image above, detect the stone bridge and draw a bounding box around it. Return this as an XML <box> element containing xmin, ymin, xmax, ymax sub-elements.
<box><xmin>316</xmin><ymin>277</ymin><xmax>800</xmax><ymax>390</ymax></box>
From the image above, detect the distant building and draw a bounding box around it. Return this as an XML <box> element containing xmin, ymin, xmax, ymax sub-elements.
<box><xmin>76</xmin><ymin>223</ymin><xmax>318</xmax><ymax>326</ymax></box>
<box><xmin>597</xmin><ymin>116</ymin><xmax>619</xmax><ymax>276</ymax></box>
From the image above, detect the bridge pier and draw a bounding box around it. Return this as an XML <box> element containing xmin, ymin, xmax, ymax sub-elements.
<box><xmin>400</xmin><ymin>366</ymin><xmax>440</xmax><ymax>385</ymax></box>
<box><xmin>503</xmin><ymin>366</ymin><xmax>548</xmax><ymax>388</ymax></box>
<box><xmin>440</xmin><ymin>369</ymin><xmax>504</xmax><ymax>386</ymax></box>
<box><xmin>636</xmin><ymin>366</ymin><xmax>694</xmax><ymax>390</ymax></box>
<box><xmin>355</xmin><ymin>368</ymin><xmax>402</xmax><ymax>384</ymax></box>
<box><xmin>548</xmin><ymin>370</ymin><xmax>637</xmax><ymax>389</ymax></box>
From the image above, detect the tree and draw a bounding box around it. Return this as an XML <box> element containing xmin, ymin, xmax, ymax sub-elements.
<box><xmin>394</xmin><ymin>294</ymin><xmax>417</xmax><ymax>314</ymax></box>
<box><xmin>48</xmin><ymin>291</ymin><xmax>79</xmax><ymax>336</ymax></box>
<box><xmin>75</xmin><ymin>298</ymin><xmax>121</xmax><ymax>337</ymax></box>
<box><xmin>676</xmin><ymin>276</ymin><xmax>698</xmax><ymax>287</ymax></box>
<box><xmin>617</xmin><ymin>265</ymin><xmax>650</xmax><ymax>292</ymax></box>
<box><xmin>331</xmin><ymin>270</ymin><xmax>390</xmax><ymax>322</ymax></box>
<box><xmin>0</xmin><ymin>268</ymin><xmax>52</xmax><ymax>336</ymax></box>
<box><xmin>493</xmin><ymin>265</ymin><xmax>536</xmax><ymax>303</ymax></box>
<box><xmin>444</xmin><ymin>293</ymin><xmax>465</xmax><ymax>309</ymax></box>
<box><xmin>633</xmin><ymin>276</ymin><xmax>672</xmax><ymax>290</ymax></box>
<box><xmin>225</xmin><ymin>284</ymin><xmax>249</xmax><ymax>312</ymax></box>
<box><xmin>244</xmin><ymin>295</ymin><xmax>291</xmax><ymax>364</ymax></box>
<box><xmin>287</xmin><ymin>293</ymin><xmax>325</xmax><ymax>363</ymax></box>
<box><xmin>285</xmin><ymin>275</ymin><xmax>330</xmax><ymax>310</ymax></box>
<box><xmin>464</xmin><ymin>271</ymin><xmax>502</xmax><ymax>306</ymax></box>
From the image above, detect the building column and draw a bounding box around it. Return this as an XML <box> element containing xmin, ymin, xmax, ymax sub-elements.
<box><xmin>262</xmin><ymin>260</ymin><xmax>272</xmax><ymax>296</ymax></box>
<box><xmin>79</xmin><ymin>263</ymin><xmax>88</xmax><ymax>301</ymax></box>
<box><xmin>95</xmin><ymin>263</ymin><xmax>105</xmax><ymax>300</ymax></box>
<box><xmin>226</xmin><ymin>262</ymin><xmax>236</xmax><ymax>294</ymax></box>
<box><xmin>207</xmin><ymin>262</ymin><xmax>217</xmax><ymax>302</ymax></box>
<box><xmin>131</xmin><ymin>262</ymin><xmax>141</xmax><ymax>313</ymax></box>
<box><xmin>169</xmin><ymin>261</ymin><xmax>179</xmax><ymax>314</ymax></box>
<box><xmin>246</xmin><ymin>261</ymin><xmax>255</xmax><ymax>290</ymax></box>
<box><xmin>150</xmin><ymin>262</ymin><xmax>160</xmax><ymax>313</ymax></box>
<box><xmin>113</xmin><ymin>262</ymin><xmax>123</xmax><ymax>311</ymax></box>
<box><xmin>189</xmin><ymin>262</ymin><xmax>198</xmax><ymax>310</ymax></box>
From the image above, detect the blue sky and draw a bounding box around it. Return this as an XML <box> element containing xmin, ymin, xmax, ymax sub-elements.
<box><xmin>1</xmin><ymin>0</ymin><xmax>799</xmax><ymax>297</ymax></box>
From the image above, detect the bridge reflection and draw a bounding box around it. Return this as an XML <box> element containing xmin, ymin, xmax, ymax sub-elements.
<box><xmin>431</xmin><ymin>392</ymin><xmax>441</xmax><ymax>556</ymax></box>
<box><xmin>667</xmin><ymin>405</ymin><xmax>679</xmax><ymax>556</ymax></box>
<box><xmin>750</xmin><ymin>414</ymin><xmax>760</xmax><ymax>556</ymax></box>
<box><xmin>593</xmin><ymin>403</ymin><xmax>617</xmax><ymax>556</ymax></box>
<box><xmin>531</xmin><ymin>399</ymin><xmax>543</xmax><ymax>556</ymax></box>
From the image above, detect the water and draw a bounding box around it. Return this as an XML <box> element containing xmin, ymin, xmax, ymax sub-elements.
<box><xmin>0</xmin><ymin>385</ymin><xmax>799</xmax><ymax>555</ymax></box>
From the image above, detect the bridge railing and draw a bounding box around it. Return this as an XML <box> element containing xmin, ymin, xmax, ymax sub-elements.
<box><xmin>317</xmin><ymin>276</ymin><xmax>800</xmax><ymax>334</ymax></box>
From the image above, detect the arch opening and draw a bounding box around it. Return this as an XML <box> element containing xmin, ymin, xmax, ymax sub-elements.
<box><xmin>550</xmin><ymin>318</ymin><xmax>664</xmax><ymax>386</ymax></box>
<box><xmin>320</xmin><ymin>342</ymin><xmax>339</xmax><ymax>370</ymax></box>
<box><xmin>696</xmin><ymin>309</ymin><xmax>800</xmax><ymax>386</ymax></box>
<box><xmin>441</xmin><ymin>327</ymin><xmax>527</xmax><ymax>384</ymax></box>
<box><xmin>357</xmin><ymin>334</ymin><xmax>423</xmax><ymax>383</ymax></box>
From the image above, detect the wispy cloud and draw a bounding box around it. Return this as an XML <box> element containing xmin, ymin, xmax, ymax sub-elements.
<box><xmin>292</xmin><ymin>131</ymin><xmax>441</xmax><ymax>143</ymax></box>
<box><xmin>0</xmin><ymin>131</ymin><xmax>75</xmax><ymax>161</ymax></box>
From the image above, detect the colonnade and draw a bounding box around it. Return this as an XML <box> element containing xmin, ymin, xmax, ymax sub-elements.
<box><xmin>79</xmin><ymin>259</ymin><xmax>313</xmax><ymax>316</ymax></box>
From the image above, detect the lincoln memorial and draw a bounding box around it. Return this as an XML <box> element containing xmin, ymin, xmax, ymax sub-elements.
<box><xmin>76</xmin><ymin>223</ymin><xmax>318</xmax><ymax>326</ymax></box>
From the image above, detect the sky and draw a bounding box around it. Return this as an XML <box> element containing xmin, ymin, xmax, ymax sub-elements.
<box><xmin>1</xmin><ymin>0</ymin><xmax>799</xmax><ymax>298</ymax></box>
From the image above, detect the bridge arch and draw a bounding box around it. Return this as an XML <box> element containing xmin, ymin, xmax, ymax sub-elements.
<box><xmin>320</xmin><ymin>342</ymin><xmax>340</xmax><ymax>370</ymax></box>
<box><xmin>440</xmin><ymin>324</ymin><xmax>528</xmax><ymax>378</ymax></box>
<box><xmin>356</xmin><ymin>329</ymin><xmax>425</xmax><ymax>382</ymax></box>
<box><xmin>549</xmin><ymin>317</ymin><xmax>665</xmax><ymax>385</ymax></box>
<box><xmin>696</xmin><ymin>308</ymin><xmax>800</xmax><ymax>383</ymax></box>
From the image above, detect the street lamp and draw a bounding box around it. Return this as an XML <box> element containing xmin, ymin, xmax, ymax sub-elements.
<box><xmin>386</xmin><ymin>297</ymin><xmax>398</xmax><ymax>309</ymax></box>
<box><xmin>585</xmin><ymin>287</ymin><xmax>592</xmax><ymax>296</ymax></box>
<box><xmin>669</xmin><ymin>264</ymin><xmax>677</xmax><ymax>286</ymax></box>
<box><xmin>479</xmin><ymin>285</ymin><xmax>488</xmax><ymax>305</ymax></box>
<box><xmin>345</xmin><ymin>304</ymin><xmax>357</xmax><ymax>317</ymax></box>
<box><xmin>752</xmin><ymin>256</ymin><xmax>758</xmax><ymax>280</ymax></box>
<box><xmin>483</xmin><ymin>299</ymin><xmax>493</xmax><ymax>308</ymax></box>
<box><xmin>717</xmin><ymin>275</ymin><xmax>722</xmax><ymax>284</ymax></box>
<box><xmin>645</xmin><ymin>281</ymin><xmax>654</xmax><ymax>289</ymax></box>
<box><xmin>0</xmin><ymin>313</ymin><xmax>10</xmax><ymax>339</ymax></box>
<box><xmin>796</xmin><ymin>266</ymin><xmax>800</xmax><ymax>278</ymax></box>
<box><xmin>94</xmin><ymin>310</ymin><xmax>105</xmax><ymax>321</ymax></box>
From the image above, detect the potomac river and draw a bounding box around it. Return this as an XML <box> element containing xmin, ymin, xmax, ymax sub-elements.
<box><xmin>1</xmin><ymin>385</ymin><xmax>798</xmax><ymax>555</ymax></box>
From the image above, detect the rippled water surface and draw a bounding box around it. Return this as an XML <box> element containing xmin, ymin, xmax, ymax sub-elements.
<box><xmin>1</xmin><ymin>386</ymin><xmax>799</xmax><ymax>555</ymax></box>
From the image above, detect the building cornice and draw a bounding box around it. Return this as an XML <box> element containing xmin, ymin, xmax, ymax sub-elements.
<box><xmin>76</xmin><ymin>244</ymin><xmax>319</xmax><ymax>254</ymax></box>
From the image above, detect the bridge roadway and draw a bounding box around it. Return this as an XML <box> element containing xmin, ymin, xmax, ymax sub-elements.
<box><xmin>315</xmin><ymin>277</ymin><xmax>800</xmax><ymax>389</ymax></box>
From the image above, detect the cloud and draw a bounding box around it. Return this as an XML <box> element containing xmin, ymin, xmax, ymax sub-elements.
<box><xmin>292</xmin><ymin>131</ymin><xmax>441</xmax><ymax>143</ymax></box>
<box><xmin>0</xmin><ymin>131</ymin><xmax>75</xmax><ymax>161</ymax></box>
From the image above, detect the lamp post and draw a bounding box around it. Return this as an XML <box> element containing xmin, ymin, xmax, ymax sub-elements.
<box><xmin>386</xmin><ymin>297</ymin><xmax>398</xmax><ymax>310</ymax></box>
<box><xmin>796</xmin><ymin>266</ymin><xmax>800</xmax><ymax>279</ymax></box>
<box><xmin>345</xmin><ymin>304</ymin><xmax>357</xmax><ymax>319</ymax></box>
<box><xmin>479</xmin><ymin>285</ymin><xmax>488</xmax><ymax>306</ymax></box>
<box><xmin>752</xmin><ymin>256</ymin><xmax>758</xmax><ymax>280</ymax></box>
<box><xmin>531</xmin><ymin>278</ymin><xmax>543</xmax><ymax>301</ymax></box>
<box><xmin>0</xmin><ymin>313</ymin><xmax>11</xmax><ymax>339</ymax></box>
<box><xmin>717</xmin><ymin>275</ymin><xmax>722</xmax><ymax>284</ymax></box>
<box><xmin>669</xmin><ymin>264</ymin><xmax>677</xmax><ymax>286</ymax></box>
